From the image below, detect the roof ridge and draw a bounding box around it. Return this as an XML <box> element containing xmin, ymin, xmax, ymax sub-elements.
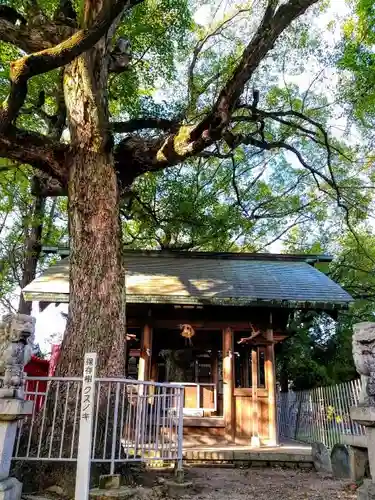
<box><xmin>41</xmin><ymin>246</ymin><xmax>333</xmax><ymax>263</ymax></box>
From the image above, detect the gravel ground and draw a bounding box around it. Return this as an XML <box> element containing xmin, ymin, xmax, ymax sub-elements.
<box><xmin>183</xmin><ymin>467</ymin><xmax>357</xmax><ymax>500</ymax></box>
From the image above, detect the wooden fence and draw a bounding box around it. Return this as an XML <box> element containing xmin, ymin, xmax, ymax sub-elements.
<box><xmin>277</xmin><ymin>379</ymin><xmax>365</xmax><ymax>449</ymax></box>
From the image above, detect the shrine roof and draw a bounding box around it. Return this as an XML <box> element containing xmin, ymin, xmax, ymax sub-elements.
<box><xmin>22</xmin><ymin>250</ymin><xmax>353</xmax><ymax>310</ymax></box>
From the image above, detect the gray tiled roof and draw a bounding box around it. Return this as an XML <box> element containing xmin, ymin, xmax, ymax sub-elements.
<box><xmin>22</xmin><ymin>252</ymin><xmax>353</xmax><ymax>309</ymax></box>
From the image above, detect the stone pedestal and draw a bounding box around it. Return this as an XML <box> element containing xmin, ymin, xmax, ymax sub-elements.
<box><xmin>0</xmin><ymin>478</ymin><xmax>22</xmax><ymax>500</ymax></box>
<box><xmin>358</xmin><ymin>480</ymin><xmax>375</xmax><ymax>500</ymax></box>
<box><xmin>0</xmin><ymin>399</ymin><xmax>33</xmax><ymax>500</ymax></box>
<box><xmin>351</xmin><ymin>406</ymin><xmax>375</xmax><ymax>499</ymax></box>
<box><xmin>0</xmin><ymin>313</ymin><xmax>35</xmax><ymax>500</ymax></box>
<box><xmin>349</xmin><ymin>446</ymin><xmax>368</xmax><ymax>482</ymax></box>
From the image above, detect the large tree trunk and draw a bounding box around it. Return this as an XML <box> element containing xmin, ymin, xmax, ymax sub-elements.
<box><xmin>56</xmin><ymin>2</ymin><xmax>126</xmax><ymax>377</ymax></box>
<box><xmin>56</xmin><ymin>148</ymin><xmax>126</xmax><ymax>377</ymax></box>
<box><xmin>14</xmin><ymin>6</ymin><xmax>127</xmax><ymax>492</ymax></box>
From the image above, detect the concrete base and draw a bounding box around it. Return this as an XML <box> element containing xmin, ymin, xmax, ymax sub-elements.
<box><xmin>0</xmin><ymin>478</ymin><xmax>22</xmax><ymax>500</ymax></box>
<box><xmin>0</xmin><ymin>399</ymin><xmax>33</xmax><ymax>421</ymax></box>
<box><xmin>349</xmin><ymin>446</ymin><xmax>369</xmax><ymax>482</ymax></box>
<box><xmin>351</xmin><ymin>406</ymin><xmax>375</xmax><ymax>481</ymax></box>
<box><xmin>0</xmin><ymin>399</ymin><xmax>34</xmax><ymax>480</ymax></box>
<box><xmin>350</xmin><ymin>407</ymin><xmax>375</xmax><ymax>427</ymax></box>
<box><xmin>89</xmin><ymin>486</ymin><xmax>136</xmax><ymax>499</ymax></box>
<box><xmin>174</xmin><ymin>467</ymin><xmax>184</xmax><ymax>483</ymax></box>
<box><xmin>342</xmin><ymin>434</ymin><xmax>368</xmax><ymax>448</ymax></box>
<box><xmin>165</xmin><ymin>480</ymin><xmax>193</xmax><ymax>497</ymax></box>
<box><xmin>357</xmin><ymin>480</ymin><xmax>375</xmax><ymax>500</ymax></box>
<box><xmin>99</xmin><ymin>475</ymin><xmax>122</xmax><ymax>490</ymax></box>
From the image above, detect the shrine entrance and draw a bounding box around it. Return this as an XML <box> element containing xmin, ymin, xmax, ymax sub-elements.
<box><xmin>154</xmin><ymin>329</ymin><xmax>223</xmax><ymax>417</ymax></box>
<box><xmin>125</xmin><ymin>321</ymin><xmax>279</xmax><ymax>446</ymax></box>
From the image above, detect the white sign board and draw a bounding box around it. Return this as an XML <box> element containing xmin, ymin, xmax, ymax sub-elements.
<box><xmin>75</xmin><ymin>352</ymin><xmax>97</xmax><ymax>500</ymax></box>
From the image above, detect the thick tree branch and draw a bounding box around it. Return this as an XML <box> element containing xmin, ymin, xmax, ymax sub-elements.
<box><xmin>134</xmin><ymin>0</ymin><xmax>318</xmax><ymax>174</ymax></box>
<box><xmin>189</xmin><ymin>0</ymin><xmax>318</xmax><ymax>142</ymax></box>
<box><xmin>112</xmin><ymin>117</ymin><xmax>179</xmax><ymax>134</ymax></box>
<box><xmin>0</xmin><ymin>0</ymin><xmax>144</xmax><ymax>131</ymax></box>
<box><xmin>0</xmin><ymin>126</ymin><xmax>69</xmax><ymax>182</ymax></box>
<box><xmin>31</xmin><ymin>173</ymin><xmax>66</xmax><ymax>197</ymax></box>
<box><xmin>0</xmin><ymin>18</ymin><xmax>74</xmax><ymax>53</ymax></box>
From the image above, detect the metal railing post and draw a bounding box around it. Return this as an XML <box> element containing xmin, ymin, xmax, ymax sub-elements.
<box><xmin>75</xmin><ymin>353</ymin><xmax>97</xmax><ymax>500</ymax></box>
<box><xmin>177</xmin><ymin>386</ymin><xmax>184</xmax><ymax>472</ymax></box>
<box><xmin>110</xmin><ymin>382</ymin><xmax>121</xmax><ymax>475</ymax></box>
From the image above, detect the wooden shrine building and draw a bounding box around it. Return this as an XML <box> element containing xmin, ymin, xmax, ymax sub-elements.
<box><xmin>22</xmin><ymin>250</ymin><xmax>353</xmax><ymax>447</ymax></box>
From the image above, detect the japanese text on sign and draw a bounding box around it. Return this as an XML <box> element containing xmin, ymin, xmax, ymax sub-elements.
<box><xmin>81</xmin><ymin>354</ymin><xmax>96</xmax><ymax>421</ymax></box>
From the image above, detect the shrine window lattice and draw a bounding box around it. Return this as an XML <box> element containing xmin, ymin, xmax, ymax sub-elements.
<box><xmin>234</xmin><ymin>346</ymin><xmax>266</xmax><ymax>389</ymax></box>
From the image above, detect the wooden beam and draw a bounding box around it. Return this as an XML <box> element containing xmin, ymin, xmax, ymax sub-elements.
<box><xmin>127</xmin><ymin>318</ymin><xmax>288</xmax><ymax>340</ymax></box>
<box><xmin>223</xmin><ymin>327</ymin><xmax>235</xmax><ymax>442</ymax></box>
<box><xmin>266</xmin><ymin>322</ymin><xmax>278</xmax><ymax>445</ymax></box>
<box><xmin>138</xmin><ymin>324</ymin><xmax>152</xmax><ymax>383</ymax></box>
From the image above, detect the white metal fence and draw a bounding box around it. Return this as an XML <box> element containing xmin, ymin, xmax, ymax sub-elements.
<box><xmin>91</xmin><ymin>378</ymin><xmax>184</xmax><ymax>470</ymax></box>
<box><xmin>277</xmin><ymin>379</ymin><xmax>365</xmax><ymax>449</ymax></box>
<box><xmin>10</xmin><ymin>353</ymin><xmax>184</xmax><ymax>500</ymax></box>
<box><xmin>14</xmin><ymin>376</ymin><xmax>83</xmax><ymax>460</ymax></box>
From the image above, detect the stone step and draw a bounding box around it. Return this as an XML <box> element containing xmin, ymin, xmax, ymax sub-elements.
<box><xmin>90</xmin><ymin>486</ymin><xmax>140</xmax><ymax>499</ymax></box>
<box><xmin>182</xmin><ymin>449</ymin><xmax>313</xmax><ymax>468</ymax></box>
<box><xmin>89</xmin><ymin>483</ymin><xmax>192</xmax><ymax>500</ymax></box>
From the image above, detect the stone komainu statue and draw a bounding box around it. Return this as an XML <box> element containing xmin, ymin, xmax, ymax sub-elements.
<box><xmin>353</xmin><ymin>322</ymin><xmax>375</xmax><ymax>405</ymax></box>
<box><xmin>0</xmin><ymin>314</ymin><xmax>35</xmax><ymax>394</ymax></box>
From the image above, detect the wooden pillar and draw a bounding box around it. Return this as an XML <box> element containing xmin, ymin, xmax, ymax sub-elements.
<box><xmin>138</xmin><ymin>324</ymin><xmax>152</xmax><ymax>382</ymax></box>
<box><xmin>124</xmin><ymin>340</ymin><xmax>130</xmax><ymax>377</ymax></box>
<box><xmin>148</xmin><ymin>354</ymin><xmax>158</xmax><ymax>401</ymax></box>
<box><xmin>251</xmin><ymin>347</ymin><xmax>260</xmax><ymax>447</ymax></box>
<box><xmin>243</xmin><ymin>347</ymin><xmax>250</xmax><ymax>387</ymax></box>
<box><xmin>266</xmin><ymin>318</ymin><xmax>277</xmax><ymax>446</ymax></box>
<box><xmin>223</xmin><ymin>327</ymin><xmax>235</xmax><ymax>442</ymax></box>
<box><xmin>150</xmin><ymin>357</ymin><xmax>158</xmax><ymax>383</ymax></box>
<box><xmin>211</xmin><ymin>350</ymin><xmax>218</xmax><ymax>415</ymax></box>
<box><xmin>211</xmin><ymin>350</ymin><xmax>218</xmax><ymax>386</ymax></box>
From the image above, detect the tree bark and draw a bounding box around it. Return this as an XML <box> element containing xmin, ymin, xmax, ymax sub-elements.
<box><xmin>18</xmin><ymin>195</ymin><xmax>46</xmax><ymax>315</ymax></box>
<box><xmin>16</xmin><ymin>148</ymin><xmax>125</xmax><ymax>486</ymax></box>
<box><xmin>56</xmin><ymin>148</ymin><xmax>126</xmax><ymax>377</ymax></box>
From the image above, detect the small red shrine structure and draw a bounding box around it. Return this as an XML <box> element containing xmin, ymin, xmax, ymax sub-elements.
<box><xmin>24</xmin><ymin>355</ymin><xmax>49</xmax><ymax>411</ymax></box>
